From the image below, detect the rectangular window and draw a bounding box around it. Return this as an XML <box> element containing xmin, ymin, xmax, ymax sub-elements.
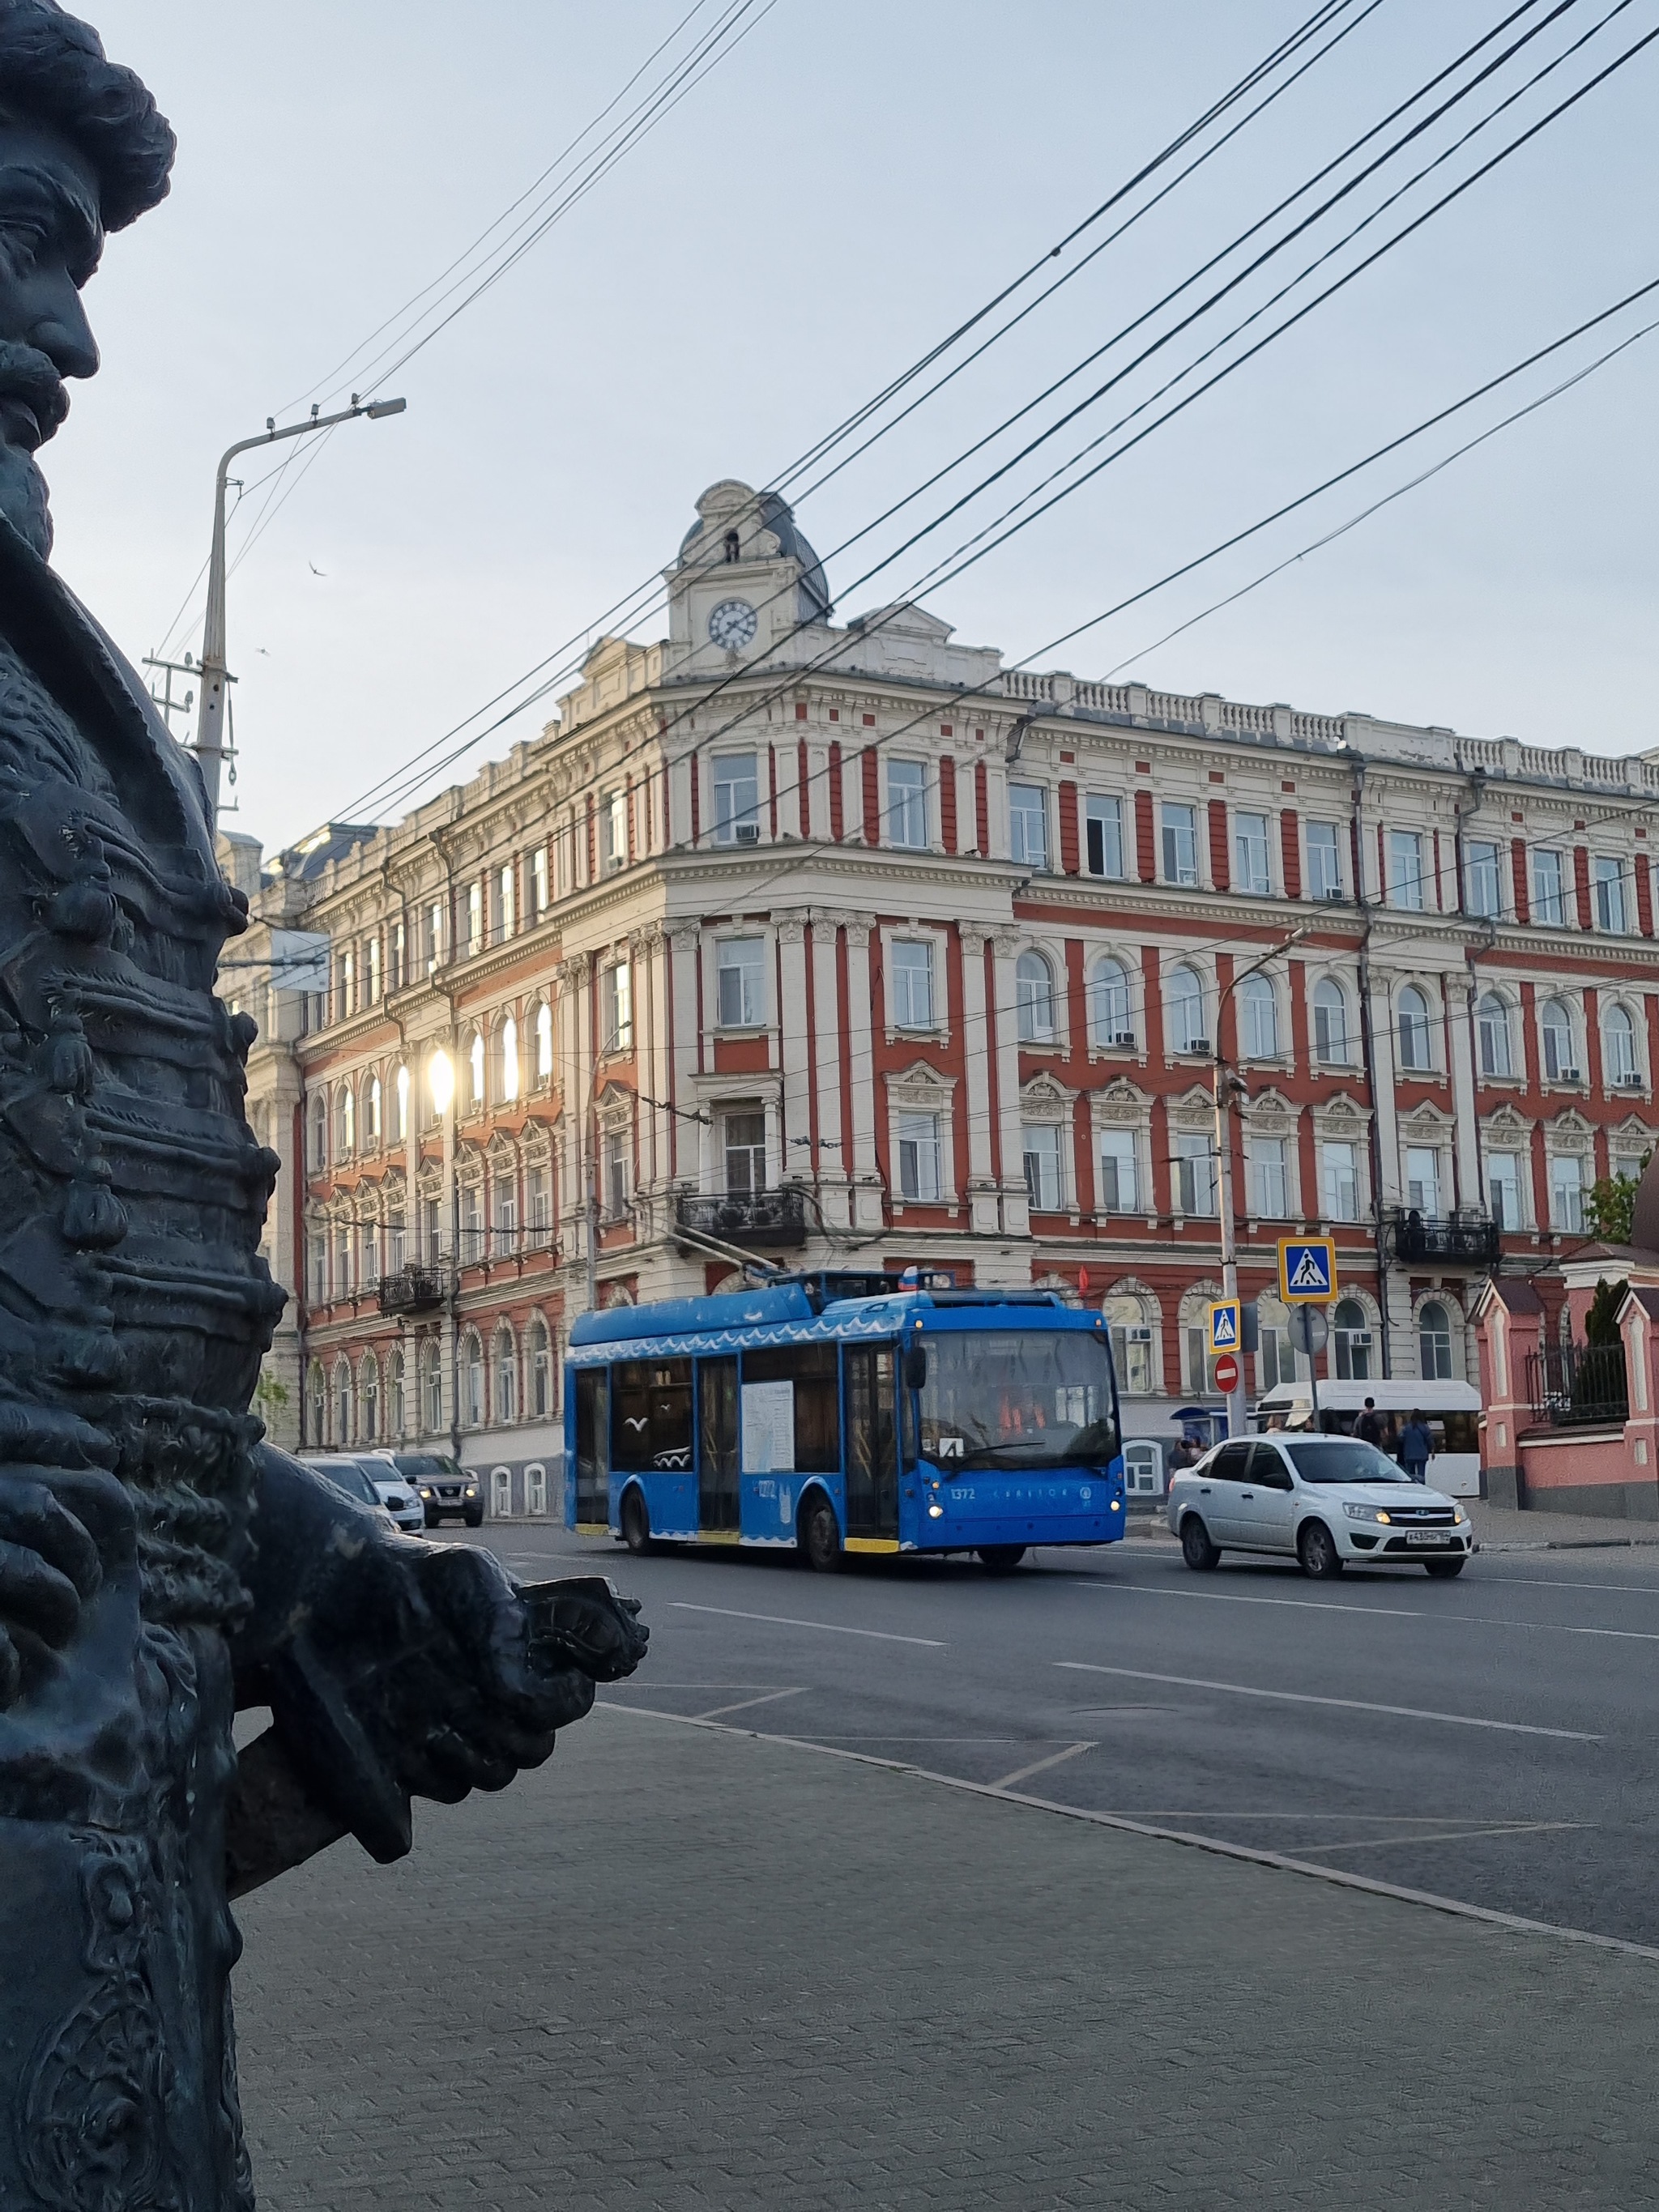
<box><xmin>389</xmin><ymin>1213</ymin><xmax>406</xmax><ymax>1272</ymax></box>
<box><xmin>1306</xmin><ymin>821</ymin><xmax>1342</xmax><ymax>901</ymax></box>
<box><xmin>1175</xmin><ymin>1131</ymin><xmax>1216</xmax><ymax>1217</ymax></box>
<box><xmin>307</xmin><ymin>1234</ymin><xmax>326</xmax><ymax>1307</ymax></box>
<box><xmin>716</xmin><ymin>938</ymin><xmax>766</xmax><ymax>1027</ymax></box>
<box><xmin>426</xmin><ymin>901</ymin><xmax>444</xmax><ymax>974</ymax></box>
<box><xmin>712</xmin><ymin>753</ymin><xmax>760</xmax><ymax>845</ymax></box>
<box><xmin>744</xmin><ymin>1345</ymin><xmax>842</xmax><ymax>1476</ymax></box>
<box><xmin>1021</xmin><ymin>1123</ymin><xmax>1064</xmax><ymax>1212</ymax></box>
<box><xmin>554</xmin><ymin>827</ymin><xmax>572</xmax><ymax>897</ymax></box>
<box><xmin>1388</xmin><ymin>829</ymin><xmax>1424</xmax><ymax>910</ymax></box>
<box><xmin>1009</xmin><ymin>782</ymin><xmax>1047</xmax><ymax>869</ymax></box>
<box><xmin>459</xmin><ymin>1184</ymin><xmax>483</xmax><ymax>1263</ymax></box>
<box><xmin>611</xmin><ymin>1358</ymin><xmax>693</xmax><ymax>1474</ymax></box>
<box><xmin>1465</xmin><ymin>839</ymin><xmax>1502</xmax><ymax>918</ymax></box>
<box><xmin>531</xmin><ymin>846</ymin><xmax>548</xmax><ymax>915</ymax></box>
<box><xmin>1593</xmin><ymin>856</ymin><xmax>1627</xmax><ymax>934</ymax></box>
<box><xmin>1532</xmin><ymin>847</ymin><xmax>1565</xmax><ymax>926</ymax></box>
<box><xmin>890</xmin><ymin>940</ymin><xmax>935</xmax><ymax>1029</ymax></box>
<box><xmin>1234</xmin><ymin>812</ymin><xmax>1271</xmax><ymax>897</ymax></box>
<box><xmin>337</xmin><ymin>947</ymin><xmax>354</xmax><ymax>1021</ymax></box>
<box><xmin>897</xmin><ymin>1111</ymin><xmax>941</xmax><ymax>1202</ymax></box>
<box><xmin>422</xmin><ymin>1192</ymin><xmax>441</xmax><ymax>1260</ymax></box>
<box><xmin>1550</xmin><ymin>1152</ymin><xmax>1584</xmax><ymax>1232</ymax></box>
<box><xmin>1098</xmin><ymin>1127</ymin><xmax>1138</xmax><ymax>1213</ymax></box>
<box><xmin>1251</xmin><ymin>1135</ymin><xmax>1290</xmax><ymax>1218</ymax></box>
<box><xmin>1085</xmin><ymin>795</ymin><xmax>1125</xmax><ymax>880</ymax></box>
<box><xmin>362</xmin><ymin>1224</ymin><xmax>380</xmax><ymax>1284</ymax></box>
<box><xmin>493</xmin><ymin>1178</ymin><xmax>518</xmax><ymax>1255</ymax></box>
<box><xmin>1259</xmin><ymin>1326</ymin><xmax>1294</xmax><ymax>1393</ymax></box>
<box><xmin>1405</xmin><ymin>1145</ymin><xmax>1441</xmax><ymax>1217</ymax></box>
<box><xmin>390</xmin><ymin>919</ymin><xmax>405</xmax><ymax>993</ymax></box>
<box><xmin>600</xmin><ymin>791</ymin><xmax>627</xmax><ymax>874</ymax></box>
<box><xmin>886</xmin><ymin>760</ymin><xmax>928</xmax><ymax>849</ymax></box>
<box><xmin>603</xmin><ymin>1128</ymin><xmax>629</xmax><ymax>1220</ymax></box>
<box><xmin>467</xmin><ymin>880</ymin><xmax>484</xmax><ymax>957</ymax></box>
<box><xmin>527</xmin><ymin>1165</ymin><xmax>550</xmax><ymax>1234</ymax></box>
<box><xmin>334</xmin><ymin>1228</ymin><xmax>352</xmax><ymax>1296</ymax></box>
<box><xmin>1161</xmin><ymin>802</ymin><xmax>1198</xmax><ymax>887</ymax></box>
<box><xmin>599</xmin><ymin>961</ymin><xmax>633</xmax><ymax>1052</ymax></box>
<box><xmin>723</xmin><ymin>1110</ymin><xmax>766</xmax><ymax>1196</ymax></box>
<box><xmin>366</xmin><ymin>936</ymin><xmax>381</xmax><ymax>1004</ymax></box>
<box><xmin>1488</xmin><ymin>1152</ymin><xmax>1522</xmax><ymax>1230</ymax></box>
<box><xmin>497</xmin><ymin>863</ymin><xmax>516</xmax><ymax>940</ymax></box>
<box><xmin>1321</xmin><ymin>1140</ymin><xmax>1358</xmax><ymax>1223</ymax></box>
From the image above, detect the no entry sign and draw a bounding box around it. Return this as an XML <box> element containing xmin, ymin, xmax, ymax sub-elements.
<box><xmin>1213</xmin><ymin>1352</ymin><xmax>1240</xmax><ymax>1395</ymax></box>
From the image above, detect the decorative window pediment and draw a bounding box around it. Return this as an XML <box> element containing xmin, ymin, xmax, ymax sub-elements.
<box><xmin>1020</xmin><ymin>1070</ymin><xmax>1078</xmax><ymax>1112</ymax></box>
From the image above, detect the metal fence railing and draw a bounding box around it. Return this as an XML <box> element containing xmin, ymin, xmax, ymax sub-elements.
<box><xmin>1525</xmin><ymin>1341</ymin><xmax>1629</xmax><ymax>1427</ymax></box>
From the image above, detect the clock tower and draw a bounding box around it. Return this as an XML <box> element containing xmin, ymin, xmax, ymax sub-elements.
<box><xmin>666</xmin><ymin>479</ymin><xmax>834</xmax><ymax>674</ymax></box>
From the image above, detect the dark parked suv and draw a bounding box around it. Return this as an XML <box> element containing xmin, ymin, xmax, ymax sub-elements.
<box><xmin>379</xmin><ymin>1453</ymin><xmax>484</xmax><ymax>1528</ymax></box>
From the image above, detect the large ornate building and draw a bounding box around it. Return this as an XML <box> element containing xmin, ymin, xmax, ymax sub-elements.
<box><xmin>227</xmin><ymin>477</ymin><xmax>1659</xmax><ymax>1512</ymax></box>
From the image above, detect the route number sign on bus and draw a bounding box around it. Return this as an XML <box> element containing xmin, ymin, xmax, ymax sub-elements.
<box><xmin>1278</xmin><ymin>1238</ymin><xmax>1337</xmax><ymax>1303</ymax></box>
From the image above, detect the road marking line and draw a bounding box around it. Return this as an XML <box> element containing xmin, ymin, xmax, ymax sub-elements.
<box><xmin>1308</xmin><ymin>1821</ymin><xmax>1584</xmax><ymax>1854</ymax></box>
<box><xmin>1077</xmin><ymin>1581</ymin><xmax>1424</xmax><ymax>1618</ymax></box>
<box><xmin>989</xmin><ymin>1741</ymin><xmax>1096</xmax><ymax>1792</ymax></box>
<box><xmin>1054</xmin><ymin>1661</ymin><xmax>1601</xmax><ymax>1741</ymax></box>
<box><xmin>690</xmin><ymin>1687</ymin><xmax>808</xmax><ymax>1722</ymax></box>
<box><xmin>595</xmin><ymin>1703</ymin><xmax>1659</xmax><ymax>1964</ymax></box>
<box><xmin>671</xmin><ymin>1602</ymin><xmax>945</xmax><ymax>1647</ymax></box>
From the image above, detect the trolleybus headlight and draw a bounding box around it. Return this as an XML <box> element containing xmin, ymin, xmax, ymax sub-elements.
<box><xmin>1110</xmin><ymin>1499</ymin><xmax>1120</xmax><ymax>1511</ymax></box>
<box><xmin>928</xmin><ymin>1503</ymin><xmax>945</xmax><ymax>1518</ymax></box>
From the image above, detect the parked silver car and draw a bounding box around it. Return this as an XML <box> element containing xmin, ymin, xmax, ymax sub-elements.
<box><xmin>1167</xmin><ymin>1434</ymin><xmax>1474</xmax><ymax>1579</ymax></box>
<box><xmin>299</xmin><ymin>1455</ymin><xmax>403</xmax><ymax>1536</ymax></box>
<box><xmin>354</xmin><ymin>1454</ymin><xmax>426</xmax><ymax>1536</ymax></box>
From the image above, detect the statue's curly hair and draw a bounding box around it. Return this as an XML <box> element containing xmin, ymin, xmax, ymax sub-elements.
<box><xmin>0</xmin><ymin>0</ymin><xmax>173</xmax><ymax>232</ymax></box>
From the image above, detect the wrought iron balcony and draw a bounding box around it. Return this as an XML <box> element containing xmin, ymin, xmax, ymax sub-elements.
<box><xmin>376</xmin><ymin>1264</ymin><xmax>448</xmax><ymax>1317</ymax></box>
<box><xmin>1525</xmin><ymin>1341</ymin><xmax>1628</xmax><ymax>1428</ymax></box>
<box><xmin>1386</xmin><ymin>1207</ymin><xmax>1501</xmax><ymax>1269</ymax></box>
<box><xmin>676</xmin><ymin>1187</ymin><xmax>808</xmax><ymax>1249</ymax></box>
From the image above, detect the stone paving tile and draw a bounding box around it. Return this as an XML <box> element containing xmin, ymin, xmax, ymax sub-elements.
<box><xmin>236</xmin><ymin>1708</ymin><xmax>1659</xmax><ymax>2210</ymax></box>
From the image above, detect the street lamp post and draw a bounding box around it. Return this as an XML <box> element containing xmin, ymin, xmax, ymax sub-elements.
<box><xmin>194</xmin><ymin>395</ymin><xmax>407</xmax><ymax>831</ymax></box>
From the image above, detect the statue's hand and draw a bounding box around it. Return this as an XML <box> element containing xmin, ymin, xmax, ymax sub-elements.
<box><xmin>0</xmin><ymin>1468</ymin><xmax>124</xmax><ymax>1707</ymax></box>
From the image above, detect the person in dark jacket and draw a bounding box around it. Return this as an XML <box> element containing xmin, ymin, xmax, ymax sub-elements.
<box><xmin>1399</xmin><ymin>1412</ymin><xmax>1434</xmax><ymax>1483</ymax></box>
<box><xmin>1354</xmin><ymin>1396</ymin><xmax>1384</xmax><ymax>1447</ymax></box>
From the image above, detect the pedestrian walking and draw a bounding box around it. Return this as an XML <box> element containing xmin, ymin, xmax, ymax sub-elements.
<box><xmin>1354</xmin><ymin>1396</ymin><xmax>1384</xmax><ymax>1447</ymax></box>
<box><xmin>1399</xmin><ymin>1410</ymin><xmax>1433</xmax><ymax>1484</ymax></box>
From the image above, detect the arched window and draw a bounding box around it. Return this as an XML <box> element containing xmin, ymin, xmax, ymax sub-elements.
<box><xmin>386</xmin><ymin>1347</ymin><xmax>405</xmax><ymax>1438</ymax></box>
<box><xmin>1104</xmin><ymin>1291</ymin><xmax>1155</xmax><ymax>1397</ymax></box>
<box><xmin>1476</xmin><ymin>992</ymin><xmax>1512</xmax><ymax>1079</ymax></box>
<box><xmin>493</xmin><ymin>1327</ymin><xmax>517</xmax><ymax>1424</ymax></box>
<box><xmin>360</xmin><ymin>1352</ymin><xmax>380</xmax><ymax>1443</ymax></box>
<box><xmin>1539</xmin><ymin>997</ymin><xmax>1575</xmax><ymax>1083</ymax></box>
<box><xmin>1333</xmin><ymin>1298</ymin><xmax>1373</xmax><ymax>1381</ymax></box>
<box><xmin>338</xmin><ymin>1085</ymin><xmax>355</xmax><ymax>1156</ymax></box>
<box><xmin>1166</xmin><ymin>965</ymin><xmax>1205</xmax><ymax>1055</ymax></box>
<box><xmin>535</xmin><ymin>1001</ymin><xmax>553</xmax><ymax>1083</ymax></box>
<box><xmin>307</xmin><ymin>1360</ymin><xmax>326</xmax><ymax>1448</ymax></box>
<box><xmin>1603</xmin><ymin>1002</ymin><xmax>1637</xmax><ymax>1085</ymax></box>
<box><xmin>1090</xmin><ymin>957</ymin><xmax>1132</xmax><ymax>1046</ymax></box>
<box><xmin>723</xmin><ymin>528</ymin><xmax>740</xmax><ymax>564</ymax></box>
<box><xmin>1015</xmin><ymin>952</ymin><xmax>1056</xmax><ymax>1042</ymax></box>
<box><xmin>309</xmin><ymin>1092</ymin><xmax>328</xmax><ymax>1170</ymax></box>
<box><xmin>331</xmin><ymin>1354</ymin><xmax>352</xmax><ymax>1446</ymax></box>
<box><xmin>462</xmin><ymin>1332</ymin><xmax>484</xmax><ymax>1428</ymax></box>
<box><xmin>529</xmin><ymin>1316</ymin><xmax>552</xmax><ymax>1418</ymax></box>
<box><xmin>1419</xmin><ymin>1299</ymin><xmax>1454</xmax><ymax>1381</ymax></box>
<box><xmin>367</xmin><ymin>1073</ymin><xmax>382</xmax><ymax>1143</ymax></box>
<box><xmin>501</xmin><ymin>1014</ymin><xmax>520</xmax><ymax>1102</ymax></box>
<box><xmin>394</xmin><ymin>1064</ymin><xmax>409</xmax><ymax>1140</ymax></box>
<box><xmin>423</xmin><ymin>1340</ymin><xmax>444</xmax><ymax>1434</ymax></box>
<box><xmin>1312</xmin><ymin>979</ymin><xmax>1349</xmax><ymax>1065</ymax></box>
<box><xmin>1237</xmin><ymin>974</ymin><xmax>1278</xmax><ymax>1061</ymax></box>
<box><xmin>468</xmin><ymin>1033</ymin><xmax>485</xmax><ymax>1109</ymax></box>
<box><xmin>1397</xmin><ymin>986</ymin><xmax>1432</xmax><ymax>1072</ymax></box>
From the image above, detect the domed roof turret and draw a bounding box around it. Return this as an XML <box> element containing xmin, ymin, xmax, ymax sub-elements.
<box><xmin>677</xmin><ymin>480</ymin><xmax>832</xmax><ymax>624</ymax></box>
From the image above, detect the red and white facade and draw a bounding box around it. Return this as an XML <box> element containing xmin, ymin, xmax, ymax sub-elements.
<box><xmin>232</xmin><ymin>479</ymin><xmax>1659</xmax><ymax>1509</ymax></box>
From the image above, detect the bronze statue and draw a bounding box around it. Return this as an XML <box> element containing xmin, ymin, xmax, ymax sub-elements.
<box><xmin>0</xmin><ymin>7</ymin><xmax>646</xmax><ymax>2204</ymax></box>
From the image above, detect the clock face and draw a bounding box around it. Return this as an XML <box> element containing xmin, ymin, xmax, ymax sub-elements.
<box><xmin>707</xmin><ymin>597</ymin><xmax>758</xmax><ymax>651</ymax></box>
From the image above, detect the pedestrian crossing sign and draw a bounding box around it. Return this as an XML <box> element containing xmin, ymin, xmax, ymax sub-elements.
<box><xmin>1279</xmin><ymin>1238</ymin><xmax>1337</xmax><ymax>1302</ymax></box>
<box><xmin>1208</xmin><ymin>1299</ymin><xmax>1241</xmax><ymax>1354</ymax></box>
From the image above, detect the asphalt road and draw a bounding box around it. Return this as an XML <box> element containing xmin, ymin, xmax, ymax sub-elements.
<box><xmin>463</xmin><ymin>1521</ymin><xmax>1659</xmax><ymax>1950</ymax></box>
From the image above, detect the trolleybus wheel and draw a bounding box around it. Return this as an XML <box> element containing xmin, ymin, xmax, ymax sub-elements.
<box><xmin>799</xmin><ymin>1490</ymin><xmax>842</xmax><ymax>1573</ymax></box>
<box><xmin>621</xmin><ymin>1487</ymin><xmax>653</xmax><ymax>1557</ymax></box>
<box><xmin>1179</xmin><ymin>1515</ymin><xmax>1220</xmax><ymax>1571</ymax></box>
<box><xmin>977</xmin><ymin>1545</ymin><xmax>1026</xmax><ymax>1574</ymax></box>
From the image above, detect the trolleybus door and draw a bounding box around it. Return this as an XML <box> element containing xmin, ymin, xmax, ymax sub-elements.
<box><xmin>697</xmin><ymin>1356</ymin><xmax>740</xmax><ymax>1533</ymax></box>
<box><xmin>574</xmin><ymin>1367</ymin><xmax>610</xmax><ymax>1528</ymax></box>
<box><xmin>844</xmin><ymin>1344</ymin><xmax>899</xmax><ymax>1541</ymax></box>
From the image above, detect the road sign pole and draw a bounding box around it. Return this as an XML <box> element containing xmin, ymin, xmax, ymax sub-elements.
<box><xmin>1213</xmin><ymin>1060</ymin><xmax>1244</xmax><ymax>1440</ymax></box>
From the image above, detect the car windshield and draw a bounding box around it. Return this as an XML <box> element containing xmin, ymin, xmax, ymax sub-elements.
<box><xmin>918</xmin><ymin>1329</ymin><xmax>1118</xmax><ymax>1471</ymax></box>
<box><xmin>318</xmin><ymin>1460</ymin><xmax>380</xmax><ymax>1507</ymax></box>
<box><xmin>394</xmin><ymin>1455</ymin><xmax>460</xmax><ymax>1479</ymax></box>
<box><xmin>1281</xmin><ymin>1438</ymin><xmax>1412</xmax><ymax>1485</ymax></box>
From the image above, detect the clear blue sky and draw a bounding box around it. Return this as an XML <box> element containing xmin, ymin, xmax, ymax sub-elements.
<box><xmin>44</xmin><ymin>1</ymin><xmax>1659</xmax><ymax>852</ymax></box>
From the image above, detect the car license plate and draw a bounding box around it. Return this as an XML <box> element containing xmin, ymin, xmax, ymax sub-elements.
<box><xmin>1405</xmin><ymin>1531</ymin><xmax>1450</xmax><ymax>1546</ymax></box>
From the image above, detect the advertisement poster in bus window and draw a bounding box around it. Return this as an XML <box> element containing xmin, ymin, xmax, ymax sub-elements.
<box><xmin>742</xmin><ymin>1380</ymin><xmax>795</xmax><ymax>1473</ymax></box>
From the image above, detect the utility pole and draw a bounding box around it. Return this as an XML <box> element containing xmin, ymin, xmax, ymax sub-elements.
<box><xmin>193</xmin><ymin>394</ymin><xmax>407</xmax><ymax>833</ymax></box>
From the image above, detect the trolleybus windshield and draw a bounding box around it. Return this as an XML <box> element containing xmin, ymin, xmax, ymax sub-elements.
<box><xmin>917</xmin><ymin>1331</ymin><xmax>1118</xmax><ymax>1471</ymax></box>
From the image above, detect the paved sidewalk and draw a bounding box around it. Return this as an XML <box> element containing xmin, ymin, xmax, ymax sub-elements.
<box><xmin>235</xmin><ymin>1703</ymin><xmax>1659</xmax><ymax>2210</ymax></box>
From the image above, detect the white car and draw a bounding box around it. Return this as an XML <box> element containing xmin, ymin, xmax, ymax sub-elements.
<box><xmin>1166</xmin><ymin>1434</ymin><xmax>1474</xmax><ymax>1579</ymax></box>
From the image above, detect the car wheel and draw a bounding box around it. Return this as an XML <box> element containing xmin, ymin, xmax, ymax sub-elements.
<box><xmin>424</xmin><ymin>1512</ymin><xmax>439</xmax><ymax>1529</ymax></box>
<box><xmin>621</xmin><ymin>1488</ymin><xmax>652</xmax><ymax>1557</ymax></box>
<box><xmin>1298</xmin><ymin>1521</ymin><xmax>1343</xmax><ymax>1579</ymax></box>
<box><xmin>1423</xmin><ymin>1557</ymin><xmax>1466</xmax><ymax>1579</ymax></box>
<box><xmin>798</xmin><ymin>1490</ymin><xmax>842</xmax><ymax>1573</ymax></box>
<box><xmin>1179</xmin><ymin>1516</ymin><xmax>1220</xmax><ymax>1571</ymax></box>
<box><xmin>977</xmin><ymin>1545</ymin><xmax>1027</xmax><ymax>1574</ymax></box>
<box><xmin>463</xmin><ymin>1507</ymin><xmax>484</xmax><ymax>1529</ymax></box>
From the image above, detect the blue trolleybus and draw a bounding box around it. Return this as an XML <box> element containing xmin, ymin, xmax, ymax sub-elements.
<box><xmin>565</xmin><ymin>1272</ymin><xmax>1125</xmax><ymax>1570</ymax></box>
